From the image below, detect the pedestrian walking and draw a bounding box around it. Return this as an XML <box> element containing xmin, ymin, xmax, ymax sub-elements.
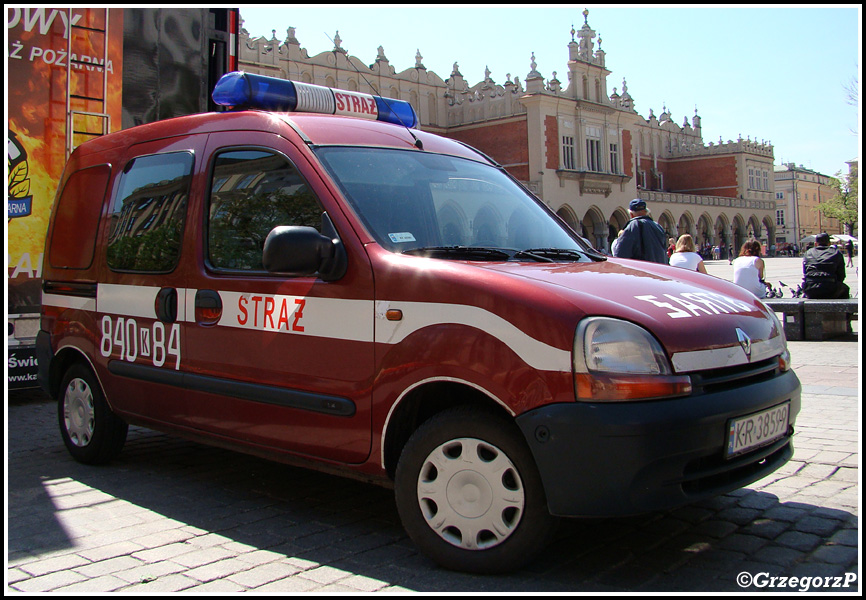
<box><xmin>845</xmin><ymin>239</ymin><xmax>854</xmax><ymax>267</ymax></box>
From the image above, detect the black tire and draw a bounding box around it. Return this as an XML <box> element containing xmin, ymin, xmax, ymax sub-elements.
<box><xmin>57</xmin><ymin>362</ymin><xmax>128</xmax><ymax>465</ymax></box>
<box><xmin>394</xmin><ymin>406</ymin><xmax>556</xmax><ymax>574</ymax></box>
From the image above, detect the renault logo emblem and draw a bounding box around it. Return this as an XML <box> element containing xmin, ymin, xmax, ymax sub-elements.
<box><xmin>736</xmin><ymin>328</ymin><xmax>752</xmax><ymax>358</ymax></box>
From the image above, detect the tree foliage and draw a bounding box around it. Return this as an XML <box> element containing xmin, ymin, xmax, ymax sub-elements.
<box><xmin>817</xmin><ymin>164</ymin><xmax>858</xmax><ymax>236</ymax></box>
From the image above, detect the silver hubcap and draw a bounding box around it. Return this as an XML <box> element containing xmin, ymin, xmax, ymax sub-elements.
<box><xmin>63</xmin><ymin>378</ymin><xmax>95</xmax><ymax>447</ymax></box>
<box><xmin>417</xmin><ymin>438</ymin><xmax>524</xmax><ymax>550</ymax></box>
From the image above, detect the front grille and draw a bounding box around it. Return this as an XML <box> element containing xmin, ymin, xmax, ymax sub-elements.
<box><xmin>687</xmin><ymin>357</ymin><xmax>780</xmax><ymax>395</ymax></box>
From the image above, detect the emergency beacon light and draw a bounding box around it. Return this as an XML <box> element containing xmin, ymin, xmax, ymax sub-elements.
<box><xmin>212</xmin><ymin>71</ymin><xmax>419</xmax><ymax>129</ymax></box>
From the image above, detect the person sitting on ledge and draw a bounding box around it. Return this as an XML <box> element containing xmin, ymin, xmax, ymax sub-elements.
<box><xmin>801</xmin><ymin>232</ymin><xmax>849</xmax><ymax>299</ymax></box>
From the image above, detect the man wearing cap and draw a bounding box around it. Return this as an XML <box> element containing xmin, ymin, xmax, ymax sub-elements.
<box><xmin>612</xmin><ymin>199</ymin><xmax>669</xmax><ymax>264</ymax></box>
<box><xmin>801</xmin><ymin>232</ymin><xmax>849</xmax><ymax>299</ymax></box>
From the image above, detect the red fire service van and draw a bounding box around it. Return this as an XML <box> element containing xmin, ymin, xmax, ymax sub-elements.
<box><xmin>38</xmin><ymin>71</ymin><xmax>800</xmax><ymax>574</ymax></box>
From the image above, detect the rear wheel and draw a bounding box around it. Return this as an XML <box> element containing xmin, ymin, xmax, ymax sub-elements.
<box><xmin>394</xmin><ymin>406</ymin><xmax>556</xmax><ymax>573</ymax></box>
<box><xmin>58</xmin><ymin>363</ymin><xmax>127</xmax><ymax>464</ymax></box>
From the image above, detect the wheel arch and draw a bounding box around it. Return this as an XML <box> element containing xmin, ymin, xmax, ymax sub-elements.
<box><xmin>381</xmin><ymin>377</ymin><xmax>515</xmax><ymax>480</ymax></box>
<box><xmin>48</xmin><ymin>345</ymin><xmax>105</xmax><ymax>402</ymax></box>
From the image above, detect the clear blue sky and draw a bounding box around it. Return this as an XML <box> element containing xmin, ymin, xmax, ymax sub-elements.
<box><xmin>239</xmin><ymin>5</ymin><xmax>861</xmax><ymax>178</ymax></box>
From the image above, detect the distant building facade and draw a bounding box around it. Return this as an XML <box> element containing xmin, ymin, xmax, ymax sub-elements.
<box><xmin>773</xmin><ymin>163</ymin><xmax>842</xmax><ymax>244</ymax></box>
<box><xmin>238</xmin><ymin>10</ymin><xmax>778</xmax><ymax>254</ymax></box>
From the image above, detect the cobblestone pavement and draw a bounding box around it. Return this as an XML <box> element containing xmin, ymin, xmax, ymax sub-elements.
<box><xmin>7</xmin><ymin>256</ymin><xmax>860</xmax><ymax>592</ymax></box>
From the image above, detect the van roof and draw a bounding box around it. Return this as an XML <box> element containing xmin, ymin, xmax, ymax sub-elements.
<box><xmin>72</xmin><ymin>110</ymin><xmax>488</xmax><ymax>164</ymax></box>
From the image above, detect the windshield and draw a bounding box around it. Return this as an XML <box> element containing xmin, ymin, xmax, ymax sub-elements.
<box><xmin>315</xmin><ymin>147</ymin><xmax>596</xmax><ymax>261</ymax></box>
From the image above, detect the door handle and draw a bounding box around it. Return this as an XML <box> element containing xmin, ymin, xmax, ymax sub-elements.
<box><xmin>195</xmin><ymin>289</ymin><xmax>223</xmax><ymax>326</ymax></box>
<box><xmin>155</xmin><ymin>287</ymin><xmax>177</xmax><ymax>323</ymax></box>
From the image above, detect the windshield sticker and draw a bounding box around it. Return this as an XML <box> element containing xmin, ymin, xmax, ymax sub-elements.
<box><xmin>635</xmin><ymin>292</ymin><xmax>754</xmax><ymax>319</ymax></box>
<box><xmin>388</xmin><ymin>232</ymin><xmax>416</xmax><ymax>243</ymax></box>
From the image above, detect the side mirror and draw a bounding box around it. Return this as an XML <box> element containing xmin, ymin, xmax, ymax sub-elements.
<box><xmin>262</xmin><ymin>213</ymin><xmax>347</xmax><ymax>281</ymax></box>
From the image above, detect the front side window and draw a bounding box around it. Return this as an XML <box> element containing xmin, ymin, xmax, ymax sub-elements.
<box><xmin>315</xmin><ymin>147</ymin><xmax>591</xmax><ymax>259</ymax></box>
<box><xmin>208</xmin><ymin>149</ymin><xmax>323</xmax><ymax>271</ymax></box>
<box><xmin>107</xmin><ymin>152</ymin><xmax>193</xmax><ymax>272</ymax></box>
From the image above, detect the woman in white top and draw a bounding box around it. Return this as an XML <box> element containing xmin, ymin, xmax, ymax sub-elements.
<box><xmin>668</xmin><ymin>234</ymin><xmax>707</xmax><ymax>273</ymax></box>
<box><xmin>731</xmin><ymin>239</ymin><xmax>768</xmax><ymax>298</ymax></box>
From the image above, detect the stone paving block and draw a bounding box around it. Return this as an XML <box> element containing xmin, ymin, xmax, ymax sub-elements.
<box><xmin>751</xmin><ymin>544</ymin><xmax>805</xmax><ymax>567</ymax></box>
<box><xmin>186</xmin><ymin>578</ymin><xmax>248</xmax><ymax>592</ymax></box>
<box><xmin>171</xmin><ymin>545</ymin><xmax>236</xmax><ymax>569</ymax></box>
<box><xmin>76</xmin><ymin>541</ymin><xmax>144</xmax><ymax>562</ymax></box>
<box><xmin>231</xmin><ymin>548</ymin><xmax>288</xmax><ymax>567</ymax></box>
<box><xmin>131</xmin><ymin>527</ymin><xmax>195</xmax><ymax>549</ymax></box>
<box><xmin>797</xmin><ymin>463</ymin><xmax>839</xmax><ymax>479</ymax></box>
<box><xmin>254</xmin><ymin>575</ymin><xmax>321</xmax><ymax>592</ymax></box>
<box><xmin>297</xmin><ymin>564</ymin><xmax>351</xmax><ymax>585</ymax></box>
<box><xmin>11</xmin><ymin>569</ymin><xmax>87</xmax><ymax>593</ymax></box>
<box><xmin>185</xmin><ymin>557</ymin><xmax>259</xmax><ymax>583</ymax></box>
<box><xmin>692</xmin><ymin>519</ymin><xmax>739</xmax><ymax>539</ymax></box>
<box><xmin>715</xmin><ymin>507</ymin><xmax>763</xmax><ymax>526</ymax></box>
<box><xmin>131</xmin><ymin>542</ymin><xmax>195</xmax><ymax>563</ymax></box>
<box><xmin>811</xmin><ymin>506</ymin><xmax>854</xmax><ymax>521</ymax></box>
<box><xmin>717</xmin><ymin>533</ymin><xmax>768</xmax><ymax>554</ymax></box>
<box><xmin>18</xmin><ymin>552</ymin><xmax>91</xmax><ymax>577</ymax></box>
<box><xmin>809</xmin><ymin>544</ymin><xmax>859</xmax><ymax>565</ymax></box>
<box><xmin>827</xmin><ymin>528</ymin><xmax>858</xmax><ymax>547</ymax></box>
<box><xmin>315</xmin><ymin>582</ymin><xmax>365</xmax><ymax>593</ymax></box>
<box><xmin>7</xmin><ymin>567</ymin><xmax>32</xmax><ymax>585</ymax></box>
<box><xmin>795</xmin><ymin>515</ymin><xmax>844</xmax><ymax>536</ymax></box>
<box><xmin>53</xmin><ymin>574</ymin><xmax>128</xmax><ymax>593</ymax></box>
<box><xmin>741</xmin><ymin>518</ymin><xmax>790</xmax><ymax>540</ymax></box>
<box><xmin>340</xmin><ymin>573</ymin><xmax>391</xmax><ymax>592</ymax></box>
<box><xmin>186</xmin><ymin>532</ymin><xmax>234</xmax><ymax>548</ymax></box>
<box><xmin>120</xmin><ymin>573</ymin><xmax>199</xmax><ymax>592</ymax></box>
<box><xmin>736</xmin><ymin>492</ymin><xmax>779</xmax><ymax>510</ymax></box>
<box><xmin>775</xmin><ymin>531</ymin><xmax>822</xmax><ymax>552</ymax></box>
<box><xmin>112</xmin><ymin>559</ymin><xmax>188</xmax><ymax>584</ymax></box>
<box><xmin>226</xmin><ymin>561</ymin><xmax>303</xmax><ymax>588</ymax></box>
<box><xmin>74</xmin><ymin>555</ymin><xmax>143</xmax><ymax>578</ymax></box>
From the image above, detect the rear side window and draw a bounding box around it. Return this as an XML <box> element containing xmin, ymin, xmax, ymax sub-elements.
<box><xmin>207</xmin><ymin>149</ymin><xmax>323</xmax><ymax>271</ymax></box>
<box><xmin>49</xmin><ymin>164</ymin><xmax>111</xmax><ymax>269</ymax></box>
<box><xmin>106</xmin><ymin>152</ymin><xmax>193</xmax><ymax>272</ymax></box>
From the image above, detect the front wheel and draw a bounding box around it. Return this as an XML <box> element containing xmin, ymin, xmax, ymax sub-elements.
<box><xmin>57</xmin><ymin>363</ymin><xmax>128</xmax><ymax>464</ymax></box>
<box><xmin>394</xmin><ymin>406</ymin><xmax>556</xmax><ymax>573</ymax></box>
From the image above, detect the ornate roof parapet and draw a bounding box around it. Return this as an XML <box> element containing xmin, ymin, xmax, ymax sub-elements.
<box><xmin>547</xmin><ymin>72</ymin><xmax>562</xmax><ymax>94</ymax></box>
<box><xmin>525</xmin><ymin>52</ymin><xmax>545</xmax><ymax>93</ymax></box>
<box><xmin>665</xmin><ymin>135</ymin><xmax>774</xmax><ymax>159</ymax></box>
<box><xmin>619</xmin><ymin>78</ymin><xmax>633</xmax><ymax>111</ymax></box>
<box><xmin>445</xmin><ymin>64</ymin><xmax>528</xmax><ymax>126</ymax></box>
<box><xmin>570</xmin><ymin>8</ymin><xmax>605</xmax><ymax>67</ymax></box>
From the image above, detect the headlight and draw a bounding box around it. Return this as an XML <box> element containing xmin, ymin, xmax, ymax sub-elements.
<box><xmin>762</xmin><ymin>306</ymin><xmax>792</xmax><ymax>372</ymax></box>
<box><xmin>574</xmin><ymin>317</ymin><xmax>692</xmax><ymax>401</ymax></box>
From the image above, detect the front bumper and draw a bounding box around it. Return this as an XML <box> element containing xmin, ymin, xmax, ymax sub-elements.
<box><xmin>515</xmin><ymin>368</ymin><xmax>800</xmax><ymax>517</ymax></box>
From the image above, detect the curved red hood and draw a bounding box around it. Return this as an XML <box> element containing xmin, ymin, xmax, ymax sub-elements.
<box><xmin>478</xmin><ymin>257</ymin><xmax>782</xmax><ymax>360</ymax></box>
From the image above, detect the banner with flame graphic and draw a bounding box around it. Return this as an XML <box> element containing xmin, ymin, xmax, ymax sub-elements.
<box><xmin>8</xmin><ymin>7</ymin><xmax>123</xmax><ymax>313</ymax></box>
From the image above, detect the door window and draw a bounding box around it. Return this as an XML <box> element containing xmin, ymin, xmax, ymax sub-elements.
<box><xmin>107</xmin><ymin>152</ymin><xmax>193</xmax><ymax>272</ymax></box>
<box><xmin>207</xmin><ymin>149</ymin><xmax>323</xmax><ymax>271</ymax></box>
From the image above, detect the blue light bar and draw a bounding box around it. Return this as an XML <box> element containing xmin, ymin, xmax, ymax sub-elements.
<box><xmin>212</xmin><ymin>71</ymin><xmax>419</xmax><ymax>128</ymax></box>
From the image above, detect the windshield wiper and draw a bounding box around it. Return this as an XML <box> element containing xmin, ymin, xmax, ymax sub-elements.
<box><xmin>514</xmin><ymin>248</ymin><xmax>585</xmax><ymax>262</ymax></box>
<box><xmin>402</xmin><ymin>246</ymin><xmax>512</xmax><ymax>261</ymax></box>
